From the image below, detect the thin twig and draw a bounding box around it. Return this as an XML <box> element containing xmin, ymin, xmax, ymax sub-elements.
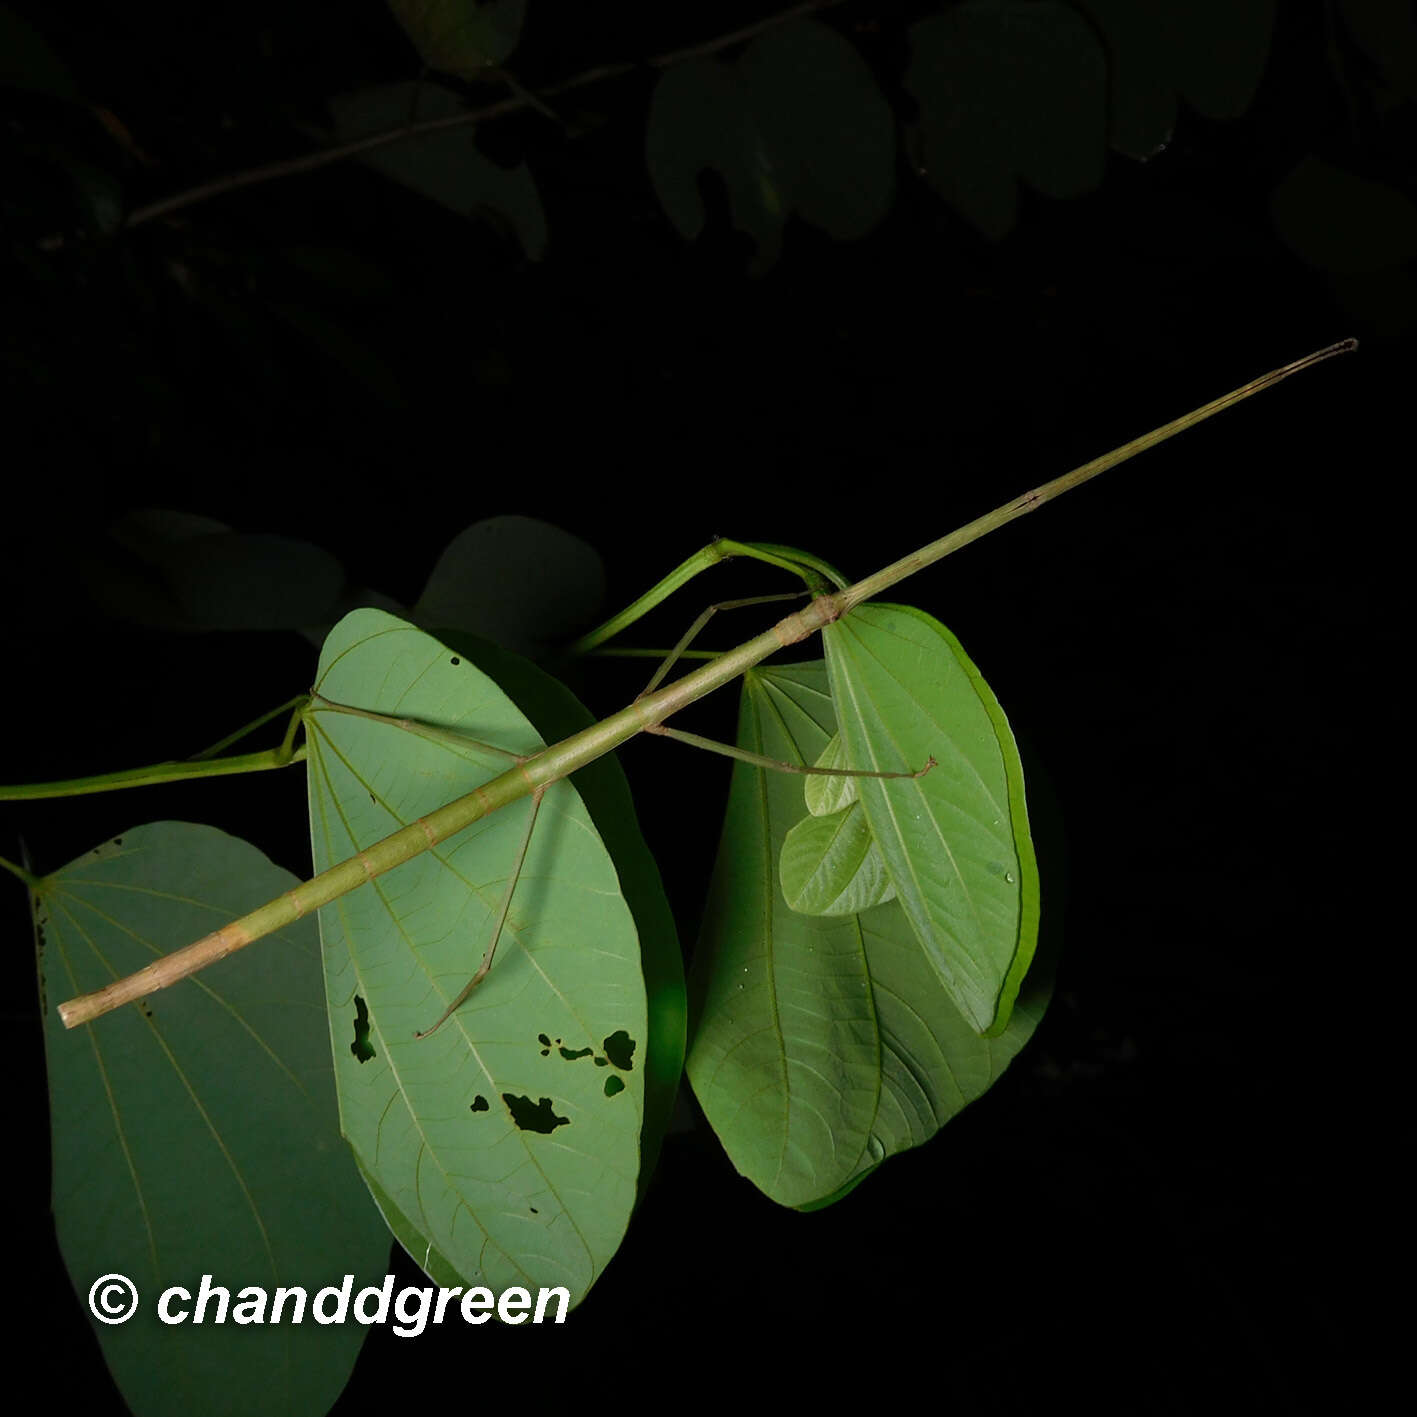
<box><xmin>125</xmin><ymin>0</ymin><xmax>845</xmax><ymax>230</ymax></box>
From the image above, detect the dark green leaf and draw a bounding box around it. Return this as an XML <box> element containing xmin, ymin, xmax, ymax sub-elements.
<box><xmin>415</xmin><ymin>516</ymin><xmax>607</xmax><ymax>660</ymax></box>
<box><xmin>647</xmin><ymin>19</ymin><xmax>894</xmax><ymax>269</ymax></box>
<box><xmin>329</xmin><ymin>82</ymin><xmax>546</xmax><ymax>258</ymax></box>
<box><xmin>907</xmin><ymin>1</ymin><xmax>1106</xmax><ymax>238</ymax></box>
<box><xmin>386</xmin><ymin>0</ymin><xmax>526</xmax><ymax>74</ymax></box>
<box><xmin>1271</xmin><ymin>155</ymin><xmax>1417</xmax><ymax>273</ymax></box>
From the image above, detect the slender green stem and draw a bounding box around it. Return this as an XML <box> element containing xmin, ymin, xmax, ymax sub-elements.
<box><xmin>56</xmin><ymin>341</ymin><xmax>1354</xmax><ymax>1028</ymax></box>
<box><xmin>0</xmin><ymin>854</ymin><xmax>38</xmax><ymax>888</ymax></box>
<box><xmin>0</xmin><ymin>745</ymin><xmax>307</xmax><ymax>801</ymax></box>
<box><xmin>192</xmin><ymin>695</ymin><xmax>308</xmax><ymax>761</ymax></box>
<box><xmin>571</xmin><ymin>539</ymin><xmax>827</xmax><ymax>655</ymax></box>
<box><xmin>275</xmin><ymin>699</ymin><xmax>305</xmax><ymax>763</ymax></box>
<box><xmin>745</xmin><ymin>543</ymin><xmax>849</xmax><ymax>590</ymax></box>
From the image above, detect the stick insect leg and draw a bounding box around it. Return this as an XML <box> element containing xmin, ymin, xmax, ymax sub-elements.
<box><xmin>638</xmin><ymin>592</ymin><xmax>807</xmax><ymax>699</ymax></box>
<box><xmin>644</xmin><ymin>724</ymin><xmax>936</xmax><ymax>782</ymax></box>
<box><xmin>308</xmin><ymin>693</ymin><xmax>530</xmax><ymax>761</ymax></box>
<box><xmin>414</xmin><ymin>787</ymin><xmax>544</xmax><ymax>1040</ymax></box>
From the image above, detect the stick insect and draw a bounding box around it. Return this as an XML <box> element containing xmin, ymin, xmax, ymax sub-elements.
<box><xmin>37</xmin><ymin>338</ymin><xmax>1355</xmax><ymax>1030</ymax></box>
<box><xmin>308</xmin><ymin>581</ymin><xmax>937</xmax><ymax>1042</ymax></box>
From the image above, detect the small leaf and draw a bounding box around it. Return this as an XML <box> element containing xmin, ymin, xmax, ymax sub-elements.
<box><xmin>907</xmin><ymin>1</ymin><xmax>1106</xmax><ymax>238</ymax></box>
<box><xmin>35</xmin><ymin>823</ymin><xmax>389</xmax><ymax>1417</ymax></box>
<box><xmin>824</xmin><ymin>604</ymin><xmax>1039</xmax><ymax>1036</ymax></box>
<box><xmin>802</xmin><ymin>733</ymin><xmax>858</xmax><ymax>816</ymax></box>
<box><xmin>780</xmin><ymin>801</ymin><xmax>896</xmax><ymax>916</ymax></box>
<box><xmin>386</xmin><ymin>0</ymin><xmax>526</xmax><ymax>74</ymax></box>
<box><xmin>329</xmin><ymin>82</ymin><xmax>546</xmax><ymax>259</ymax></box>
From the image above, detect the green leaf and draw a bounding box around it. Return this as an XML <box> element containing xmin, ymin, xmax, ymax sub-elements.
<box><xmin>646</xmin><ymin>19</ymin><xmax>894</xmax><ymax>270</ymax></box>
<box><xmin>329</xmin><ymin>82</ymin><xmax>546</xmax><ymax>259</ymax></box>
<box><xmin>780</xmin><ymin>801</ymin><xmax>896</xmax><ymax>916</ymax></box>
<box><xmin>386</xmin><ymin>0</ymin><xmax>526</xmax><ymax>74</ymax></box>
<box><xmin>414</xmin><ymin>516</ymin><xmax>607</xmax><ymax>660</ymax></box>
<box><xmin>906</xmin><ymin>1</ymin><xmax>1106</xmax><ymax>238</ymax></box>
<box><xmin>687</xmin><ymin>663</ymin><xmax>1047</xmax><ymax>1209</ymax></box>
<box><xmin>823</xmin><ymin>604</ymin><xmax>1039</xmax><ymax>1036</ymax></box>
<box><xmin>305</xmin><ymin>610</ymin><xmax>648</xmax><ymax>1308</ymax></box>
<box><xmin>428</xmin><ymin>629</ymin><xmax>684</xmax><ymax>1211</ymax></box>
<box><xmin>802</xmin><ymin>732</ymin><xmax>857</xmax><ymax>816</ymax></box>
<box><xmin>34</xmin><ymin>823</ymin><xmax>389</xmax><ymax>1417</ymax></box>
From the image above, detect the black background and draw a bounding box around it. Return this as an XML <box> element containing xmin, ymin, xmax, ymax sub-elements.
<box><xmin>1</xmin><ymin>3</ymin><xmax>1402</xmax><ymax>1410</ymax></box>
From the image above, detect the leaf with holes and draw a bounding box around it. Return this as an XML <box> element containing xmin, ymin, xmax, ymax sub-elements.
<box><xmin>33</xmin><ymin>822</ymin><xmax>389</xmax><ymax>1417</ymax></box>
<box><xmin>823</xmin><ymin>604</ymin><xmax>1039</xmax><ymax>1036</ymax></box>
<box><xmin>305</xmin><ymin>609</ymin><xmax>650</xmax><ymax>1308</ymax></box>
<box><xmin>687</xmin><ymin>662</ymin><xmax>1048</xmax><ymax>1209</ymax></box>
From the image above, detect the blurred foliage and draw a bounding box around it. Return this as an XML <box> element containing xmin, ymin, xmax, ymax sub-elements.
<box><xmin>0</xmin><ymin>0</ymin><xmax>1409</xmax><ymax>542</ymax></box>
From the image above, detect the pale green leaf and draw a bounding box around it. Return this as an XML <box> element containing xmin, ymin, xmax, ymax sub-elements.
<box><xmin>780</xmin><ymin>801</ymin><xmax>895</xmax><ymax>916</ymax></box>
<box><xmin>305</xmin><ymin>610</ymin><xmax>647</xmax><ymax>1309</ymax></box>
<box><xmin>35</xmin><ymin>823</ymin><xmax>389</xmax><ymax>1417</ymax></box>
<box><xmin>824</xmin><ymin>604</ymin><xmax>1039</xmax><ymax>1036</ymax></box>
<box><xmin>687</xmin><ymin>663</ymin><xmax>1047</xmax><ymax>1209</ymax></box>
<box><xmin>802</xmin><ymin>732</ymin><xmax>858</xmax><ymax>816</ymax></box>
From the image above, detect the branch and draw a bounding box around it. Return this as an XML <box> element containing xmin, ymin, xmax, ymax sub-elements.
<box><xmin>125</xmin><ymin>0</ymin><xmax>847</xmax><ymax>230</ymax></box>
<box><xmin>55</xmin><ymin>340</ymin><xmax>1356</xmax><ymax>1027</ymax></box>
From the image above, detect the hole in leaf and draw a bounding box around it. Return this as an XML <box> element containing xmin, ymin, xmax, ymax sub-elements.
<box><xmin>502</xmin><ymin>1094</ymin><xmax>568</xmax><ymax>1134</ymax></box>
<box><xmin>559</xmin><ymin>1046</ymin><xmax>592</xmax><ymax>1061</ymax></box>
<box><xmin>538</xmin><ymin>1033</ymin><xmax>550</xmax><ymax>1045</ymax></box>
<box><xmin>350</xmin><ymin>996</ymin><xmax>376</xmax><ymax>1063</ymax></box>
<box><xmin>604</xmin><ymin>1075</ymin><xmax>625</xmax><ymax>1098</ymax></box>
<box><xmin>469</xmin><ymin>1095</ymin><xmax>489</xmax><ymax>1112</ymax></box>
<box><xmin>450</xmin><ymin>656</ymin><xmax>460</xmax><ymax>666</ymax></box>
<box><xmin>529</xmin><ymin>1206</ymin><xmax>539</xmax><ymax>1214</ymax></box>
<box><xmin>593</xmin><ymin>1056</ymin><xmax>607</xmax><ymax>1067</ymax></box>
<box><xmin>602</xmin><ymin>1029</ymin><xmax>636</xmax><ymax>1071</ymax></box>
